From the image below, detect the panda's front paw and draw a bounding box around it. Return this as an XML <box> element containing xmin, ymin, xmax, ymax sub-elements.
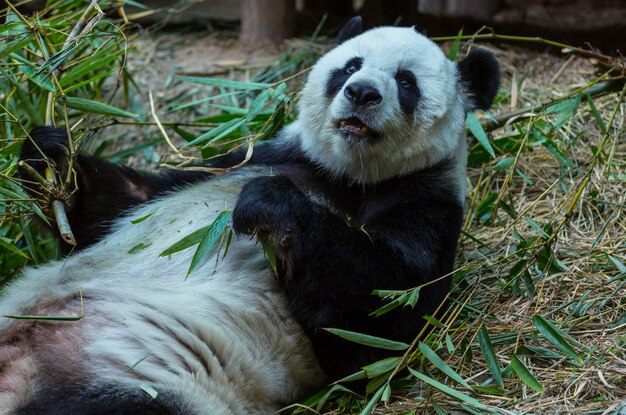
<box><xmin>232</xmin><ymin>175</ymin><xmax>301</xmax><ymax>236</ymax></box>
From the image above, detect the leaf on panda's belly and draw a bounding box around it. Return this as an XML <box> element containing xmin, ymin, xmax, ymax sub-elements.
<box><xmin>187</xmin><ymin>210</ymin><xmax>233</xmax><ymax>277</ymax></box>
<box><xmin>127</xmin><ymin>242</ymin><xmax>152</xmax><ymax>254</ymax></box>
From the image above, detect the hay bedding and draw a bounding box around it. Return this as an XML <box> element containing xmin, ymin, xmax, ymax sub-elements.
<box><xmin>100</xmin><ymin>32</ymin><xmax>625</xmax><ymax>414</ymax></box>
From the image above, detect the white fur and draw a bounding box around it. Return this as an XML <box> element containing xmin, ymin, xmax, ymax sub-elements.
<box><xmin>298</xmin><ymin>26</ymin><xmax>468</xmax><ymax>199</ymax></box>
<box><xmin>0</xmin><ymin>167</ymin><xmax>324</xmax><ymax>414</ymax></box>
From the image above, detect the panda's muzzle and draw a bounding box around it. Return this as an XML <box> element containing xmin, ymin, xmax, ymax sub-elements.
<box><xmin>336</xmin><ymin>117</ymin><xmax>381</xmax><ymax>141</ymax></box>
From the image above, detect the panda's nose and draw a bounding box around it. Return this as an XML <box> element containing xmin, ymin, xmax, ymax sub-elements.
<box><xmin>344</xmin><ymin>83</ymin><xmax>382</xmax><ymax>106</ymax></box>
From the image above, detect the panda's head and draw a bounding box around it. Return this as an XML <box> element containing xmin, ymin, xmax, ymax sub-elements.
<box><xmin>295</xmin><ymin>17</ymin><xmax>500</xmax><ymax>185</ymax></box>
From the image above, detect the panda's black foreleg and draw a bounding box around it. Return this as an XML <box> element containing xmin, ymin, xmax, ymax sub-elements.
<box><xmin>19</xmin><ymin>127</ymin><xmax>209</xmax><ymax>250</ymax></box>
<box><xmin>232</xmin><ymin>174</ymin><xmax>461</xmax><ymax>379</ymax></box>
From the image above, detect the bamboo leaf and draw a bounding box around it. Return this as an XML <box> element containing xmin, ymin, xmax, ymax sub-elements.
<box><xmin>447</xmin><ymin>28</ymin><xmax>463</xmax><ymax>61</ymax></box>
<box><xmin>510</xmin><ymin>354</ymin><xmax>544</xmax><ymax>393</ymax></box>
<box><xmin>245</xmin><ymin>89</ymin><xmax>271</xmax><ymax>121</ymax></box>
<box><xmin>61</xmin><ymin>47</ymin><xmax>127</xmax><ymax>86</ymax></box>
<box><xmin>64</xmin><ymin>97</ymin><xmax>140</xmax><ymax>119</ymax></box>
<box><xmin>478</xmin><ymin>325</ymin><xmax>504</xmax><ymax>387</ymax></box>
<box><xmin>0</xmin><ymin>236</ymin><xmax>29</xmax><ymax>259</ymax></box>
<box><xmin>360</xmin><ymin>384</ymin><xmax>385</xmax><ymax>415</ymax></box>
<box><xmin>532</xmin><ymin>315</ymin><xmax>582</xmax><ymax>363</ymax></box>
<box><xmin>467</xmin><ymin>112</ymin><xmax>495</xmax><ymax>158</ymax></box>
<box><xmin>159</xmin><ymin>226</ymin><xmax>209</xmax><ymax>257</ymax></box>
<box><xmin>418</xmin><ymin>342</ymin><xmax>470</xmax><ymax>388</ymax></box>
<box><xmin>21</xmin><ymin>65</ymin><xmax>56</xmax><ymax>92</ymax></box>
<box><xmin>187</xmin><ymin>211</ymin><xmax>232</xmax><ymax>276</ymax></box>
<box><xmin>323</xmin><ymin>328</ymin><xmax>409</xmax><ymax>351</ymax></box>
<box><xmin>177</xmin><ymin>76</ymin><xmax>270</xmax><ymax>91</ymax></box>
<box><xmin>182</xmin><ymin>118</ymin><xmax>244</xmax><ymax>148</ymax></box>
<box><xmin>408</xmin><ymin>367</ymin><xmax>484</xmax><ymax>408</ymax></box>
<box><xmin>362</xmin><ymin>357</ymin><xmax>401</xmax><ymax>378</ymax></box>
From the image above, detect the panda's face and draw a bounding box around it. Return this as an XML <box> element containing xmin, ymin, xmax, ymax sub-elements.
<box><xmin>297</xmin><ymin>27</ymin><xmax>467</xmax><ymax>185</ymax></box>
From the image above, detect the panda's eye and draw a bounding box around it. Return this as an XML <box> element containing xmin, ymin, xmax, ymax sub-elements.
<box><xmin>343</xmin><ymin>57</ymin><xmax>362</xmax><ymax>75</ymax></box>
<box><xmin>399</xmin><ymin>78</ymin><xmax>412</xmax><ymax>88</ymax></box>
<box><xmin>396</xmin><ymin>70</ymin><xmax>417</xmax><ymax>90</ymax></box>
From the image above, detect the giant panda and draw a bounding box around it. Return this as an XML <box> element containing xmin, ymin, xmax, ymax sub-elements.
<box><xmin>1</xmin><ymin>17</ymin><xmax>499</xmax><ymax>415</ymax></box>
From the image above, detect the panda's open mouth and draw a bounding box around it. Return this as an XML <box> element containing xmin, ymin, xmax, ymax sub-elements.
<box><xmin>336</xmin><ymin>117</ymin><xmax>381</xmax><ymax>142</ymax></box>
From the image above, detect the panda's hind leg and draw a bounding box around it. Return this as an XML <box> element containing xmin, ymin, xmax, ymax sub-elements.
<box><xmin>13</xmin><ymin>382</ymin><xmax>188</xmax><ymax>415</ymax></box>
<box><xmin>19</xmin><ymin>127</ymin><xmax>209</xmax><ymax>251</ymax></box>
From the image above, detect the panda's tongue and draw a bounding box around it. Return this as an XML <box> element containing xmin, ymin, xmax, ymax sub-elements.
<box><xmin>340</xmin><ymin>118</ymin><xmax>370</xmax><ymax>135</ymax></box>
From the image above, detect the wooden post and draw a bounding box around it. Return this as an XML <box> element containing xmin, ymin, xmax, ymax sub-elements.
<box><xmin>241</xmin><ymin>0</ymin><xmax>296</xmax><ymax>43</ymax></box>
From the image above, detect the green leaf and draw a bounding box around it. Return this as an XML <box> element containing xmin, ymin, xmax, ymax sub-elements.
<box><xmin>408</xmin><ymin>368</ymin><xmax>484</xmax><ymax>408</ymax></box>
<box><xmin>177</xmin><ymin>76</ymin><xmax>270</xmax><ymax>91</ymax></box>
<box><xmin>246</xmin><ymin>89</ymin><xmax>272</xmax><ymax>121</ymax></box>
<box><xmin>369</xmin><ymin>292</ymin><xmax>409</xmax><ymax>317</ymax></box>
<box><xmin>64</xmin><ymin>97</ymin><xmax>140</xmax><ymax>119</ymax></box>
<box><xmin>493</xmin><ymin>157</ymin><xmax>515</xmax><ymax>171</ymax></box>
<box><xmin>127</xmin><ymin>242</ymin><xmax>152</xmax><ymax>254</ymax></box>
<box><xmin>334</xmin><ymin>369</ymin><xmax>368</xmax><ymax>383</ymax></box>
<box><xmin>63</xmin><ymin>68</ymin><xmax>118</xmax><ymax>93</ymax></box>
<box><xmin>359</xmin><ymin>384</ymin><xmax>385</xmax><ymax>415</ymax></box>
<box><xmin>478</xmin><ymin>325</ymin><xmax>503</xmax><ymax>387</ymax></box>
<box><xmin>381</xmin><ymin>383</ymin><xmax>391</xmax><ymax>402</ymax></box>
<box><xmin>304</xmin><ymin>384</ymin><xmax>356</xmax><ymax>412</ymax></box>
<box><xmin>510</xmin><ymin>354</ymin><xmax>544</xmax><ymax>393</ymax></box>
<box><xmin>447</xmin><ymin>28</ymin><xmax>463</xmax><ymax>60</ymax></box>
<box><xmin>0</xmin><ymin>236</ymin><xmax>29</xmax><ymax>259</ymax></box>
<box><xmin>131</xmin><ymin>211</ymin><xmax>156</xmax><ymax>224</ymax></box>
<box><xmin>160</xmin><ymin>226</ymin><xmax>209</xmax><ymax>257</ymax></box>
<box><xmin>61</xmin><ymin>47</ymin><xmax>127</xmax><ymax>86</ymax></box>
<box><xmin>586</xmin><ymin>92</ymin><xmax>607</xmax><ymax>133</ymax></box>
<box><xmin>532</xmin><ymin>315</ymin><xmax>582</xmax><ymax>363</ymax></box>
<box><xmin>323</xmin><ymin>328</ymin><xmax>409</xmax><ymax>351</ymax></box>
<box><xmin>362</xmin><ymin>357</ymin><xmax>401</xmax><ymax>378</ymax></box>
<box><xmin>187</xmin><ymin>211</ymin><xmax>232</xmax><ymax>276</ymax></box>
<box><xmin>405</xmin><ymin>288</ymin><xmax>420</xmax><ymax>309</ymax></box>
<box><xmin>182</xmin><ymin>118</ymin><xmax>245</xmax><ymax>148</ymax></box>
<box><xmin>259</xmin><ymin>233</ymin><xmax>278</xmax><ymax>275</ymax></box>
<box><xmin>21</xmin><ymin>65</ymin><xmax>56</xmax><ymax>92</ymax></box>
<box><xmin>467</xmin><ymin>112</ymin><xmax>495</xmax><ymax>158</ymax></box>
<box><xmin>418</xmin><ymin>342</ymin><xmax>470</xmax><ymax>388</ymax></box>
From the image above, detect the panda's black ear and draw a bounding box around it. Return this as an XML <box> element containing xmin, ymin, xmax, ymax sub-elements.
<box><xmin>337</xmin><ymin>16</ymin><xmax>363</xmax><ymax>45</ymax></box>
<box><xmin>458</xmin><ymin>48</ymin><xmax>500</xmax><ymax>111</ymax></box>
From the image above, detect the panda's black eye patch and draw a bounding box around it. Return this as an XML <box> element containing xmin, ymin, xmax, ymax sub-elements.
<box><xmin>325</xmin><ymin>57</ymin><xmax>363</xmax><ymax>98</ymax></box>
<box><xmin>396</xmin><ymin>70</ymin><xmax>420</xmax><ymax>115</ymax></box>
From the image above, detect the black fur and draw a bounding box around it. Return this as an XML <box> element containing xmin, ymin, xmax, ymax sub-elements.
<box><xmin>458</xmin><ymin>48</ymin><xmax>501</xmax><ymax>111</ymax></box>
<box><xmin>325</xmin><ymin>57</ymin><xmax>362</xmax><ymax>98</ymax></box>
<box><xmin>336</xmin><ymin>16</ymin><xmax>363</xmax><ymax>45</ymax></box>
<box><xmin>232</xmin><ymin>159</ymin><xmax>463</xmax><ymax>378</ymax></box>
<box><xmin>395</xmin><ymin>69</ymin><xmax>420</xmax><ymax>115</ymax></box>
<box><xmin>13</xmin><ymin>382</ymin><xmax>188</xmax><ymax>415</ymax></box>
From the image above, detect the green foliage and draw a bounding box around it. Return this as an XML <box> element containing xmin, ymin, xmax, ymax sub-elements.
<box><xmin>0</xmin><ymin>1</ymin><xmax>138</xmax><ymax>279</ymax></box>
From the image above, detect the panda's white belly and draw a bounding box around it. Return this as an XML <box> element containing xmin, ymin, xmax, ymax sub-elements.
<box><xmin>0</xmin><ymin>166</ymin><xmax>324</xmax><ymax>414</ymax></box>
